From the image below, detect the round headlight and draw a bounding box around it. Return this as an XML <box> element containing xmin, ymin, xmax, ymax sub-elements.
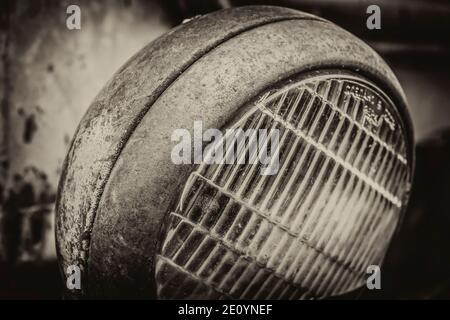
<box><xmin>156</xmin><ymin>71</ymin><xmax>412</xmax><ymax>299</ymax></box>
<box><xmin>56</xmin><ymin>6</ymin><xmax>414</xmax><ymax>299</ymax></box>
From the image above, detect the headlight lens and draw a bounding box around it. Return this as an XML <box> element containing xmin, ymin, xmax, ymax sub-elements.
<box><xmin>156</xmin><ymin>71</ymin><xmax>411</xmax><ymax>299</ymax></box>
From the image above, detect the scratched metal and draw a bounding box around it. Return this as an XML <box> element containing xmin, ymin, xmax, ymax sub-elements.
<box><xmin>155</xmin><ymin>73</ymin><xmax>410</xmax><ymax>299</ymax></box>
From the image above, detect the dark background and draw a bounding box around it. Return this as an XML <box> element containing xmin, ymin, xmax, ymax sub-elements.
<box><xmin>0</xmin><ymin>0</ymin><xmax>449</xmax><ymax>299</ymax></box>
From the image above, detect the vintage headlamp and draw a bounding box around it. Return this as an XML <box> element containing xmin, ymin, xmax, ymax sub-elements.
<box><xmin>56</xmin><ymin>6</ymin><xmax>414</xmax><ymax>299</ymax></box>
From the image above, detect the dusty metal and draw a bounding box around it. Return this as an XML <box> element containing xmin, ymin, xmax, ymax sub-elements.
<box><xmin>55</xmin><ymin>6</ymin><xmax>414</xmax><ymax>298</ymax></box>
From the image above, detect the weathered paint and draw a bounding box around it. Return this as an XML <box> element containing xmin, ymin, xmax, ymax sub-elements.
<box><xmin>0</xmin><ymin>0</ymin><xmax>170</xmax><ymax>265</ymax></box>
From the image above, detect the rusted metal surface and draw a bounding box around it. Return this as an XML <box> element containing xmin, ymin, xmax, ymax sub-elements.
<box><xmin>56</xmin><ymin>6</ymin><xmax>413</xmax><ymax>298</ymax></box>
<box><xmin>0</xmin><ymin>0</ymin><xmax>169</xmax><ymax>278</ymax></box>
<box><xmin>56</xmin><ymin>6</ymin><xmax>323</xmax><ymax>298</ymax></box>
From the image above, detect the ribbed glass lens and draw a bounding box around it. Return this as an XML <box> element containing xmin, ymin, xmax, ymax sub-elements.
<box><xmin>156</xmin><ymin>72</ymin><xmax>411</xmax><ymax>299</ymax></box>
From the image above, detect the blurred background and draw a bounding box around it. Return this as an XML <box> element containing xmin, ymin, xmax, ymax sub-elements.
<box><xmin>0</xmin><ymin>0</ymin><xmax>449</xmax><ymax>299</ymax></box>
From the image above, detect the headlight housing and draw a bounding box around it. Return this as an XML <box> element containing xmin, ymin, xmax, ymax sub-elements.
<box><xmin>56</xmin><ymin>6</ymin><xmax>414</xmax><ymax>299</ymax></box>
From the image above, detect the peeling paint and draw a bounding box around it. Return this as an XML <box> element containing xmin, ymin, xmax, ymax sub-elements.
<box><xmin>0</xmin><ymin>1</ymin><xmax>171</xmax><ymax>269</ymax></box>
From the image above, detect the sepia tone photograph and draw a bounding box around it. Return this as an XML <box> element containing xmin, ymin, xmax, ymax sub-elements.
<box><xmin>0</xmin><ymin>0</ymin><xmax>449</xmax><ymax>303</ymax></box>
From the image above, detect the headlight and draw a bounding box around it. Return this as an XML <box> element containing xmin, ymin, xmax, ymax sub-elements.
<box><xmin>156</xmin><ymin>71</ymin><xmax>412</xmax><ymax>299</ymax></box>
<box><xmin>56</xmin><ymin>6</ymin><xmax>414</xmax><ymax>299</ymax></box>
